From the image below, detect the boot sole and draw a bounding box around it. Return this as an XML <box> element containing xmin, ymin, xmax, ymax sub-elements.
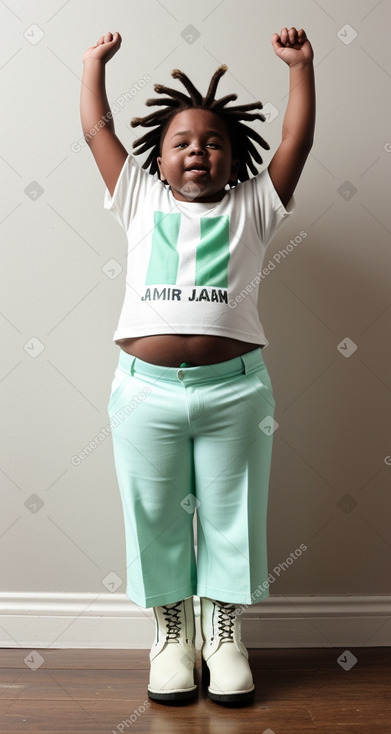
<box><xmin>148</xmin><ymin>685</ymin><xmax>197</xmax><ymax>704</ymax></box>
<box><xmin>201</xmin><ymin>656</ymin><xmax>255</xmax><ymax>706</ymax></box>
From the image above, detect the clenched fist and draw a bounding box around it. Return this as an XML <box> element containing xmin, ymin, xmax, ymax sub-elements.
<box><xmin>82</xmin><ymin>31</ymin><xmax>122</xmax><ymax>64</ymax></box>
<box><xmin>271</xmin><ymin>27</ymin><xmax>314</xmax><ymax>66</ymax></box>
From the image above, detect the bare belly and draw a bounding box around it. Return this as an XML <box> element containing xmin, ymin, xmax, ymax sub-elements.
<box><xmin>115</xmin><ymin>335</ymin><xmax>263</xmax><ymax>367</ymax></box>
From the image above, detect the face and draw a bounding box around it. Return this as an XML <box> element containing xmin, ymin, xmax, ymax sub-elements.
<box><xmin>156</xmin><ymin>108</ymin><xmax>239</xmax><ymax>202</ymax></box>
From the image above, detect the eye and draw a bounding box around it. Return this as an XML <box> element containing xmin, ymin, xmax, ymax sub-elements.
<box><xmin>174</xmin><ymin>140</ymin><xmax>220</xmax><ymax>149</ymax></box>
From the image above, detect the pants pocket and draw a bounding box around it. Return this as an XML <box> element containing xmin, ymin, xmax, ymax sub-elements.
<box><xmin>246</xmin><ymin>368</ymin><xmax>276</xmax><ymax>410</ymax></box>
<box><xmin>107</xmin><ymin>369</ymin><xmax>130</xmax><ymax>413</ymax></box>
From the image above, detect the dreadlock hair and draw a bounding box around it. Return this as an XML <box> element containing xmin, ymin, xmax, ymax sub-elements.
<box><xmin>130</xmin><ymin>65</ymin><xmax>270</xmax><ymax>187</ymax></box>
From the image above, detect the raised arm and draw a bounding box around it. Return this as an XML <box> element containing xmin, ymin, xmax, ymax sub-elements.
<box><xmin>268</xmin><ymin>27</ymin><xmax>315</xmax><ymax>208</ymax></box>
<box><xmin>80</xmin><ymin>31</ymin><xmax>128</xmax><ymax>197</ymax></box>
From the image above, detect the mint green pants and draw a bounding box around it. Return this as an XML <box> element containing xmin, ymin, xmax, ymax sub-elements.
<box><xmin>108</xmin><ymin>347</ymin><xmax>276</xmax><ymax>608</ymax></box>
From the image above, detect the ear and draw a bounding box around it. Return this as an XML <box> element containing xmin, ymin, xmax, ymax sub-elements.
<box><xmin>156</xmin><ymin>155</ymin><xmax>168</xmax><ymax>184</ymax></box>
<box><xmin>229</xmin><ymin>158</ymin><xmax>240</xmax><ymax>182</ymax></box>
<box><xmin>156</xmin><ymin>155</ymin><xmax>163</xmax><ymax>177</ymax></box>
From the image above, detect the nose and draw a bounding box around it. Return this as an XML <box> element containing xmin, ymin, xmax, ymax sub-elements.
<box><xmin>189</xmin><ymin>142</ymin><xmax>205</xmax><ymax>155</ymax></box>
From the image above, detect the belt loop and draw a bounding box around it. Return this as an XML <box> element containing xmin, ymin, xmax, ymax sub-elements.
<box><xmin>130</xmin><ymin>357</ymin><xmax>136</xmax><ymax>376</ymax></box>
<box><xmin>240</xmin><ymin>353</ymin><xmax>249</xmax><ymax>374</ymax></box>
<box><xmin>240</xmin><ymin>347</ymin><xmax>261</xmax><ymax>375</ymax></box>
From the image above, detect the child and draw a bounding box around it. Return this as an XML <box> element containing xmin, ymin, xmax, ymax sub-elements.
<box><xmin>80</xmin><ymin>27</ymin><xmax>315</xmax><ymax>706</ymax></box>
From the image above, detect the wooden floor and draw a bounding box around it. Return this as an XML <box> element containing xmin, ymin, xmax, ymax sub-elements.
<box><xmin>0</xmin><ymin>647</ymin><xmax>390</xmax><ymax>733</ymax></box>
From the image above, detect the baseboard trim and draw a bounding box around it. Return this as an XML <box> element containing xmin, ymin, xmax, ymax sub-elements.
<box><xmin>1</xmin><ymin>593</ymin><xmax>390</xmax><ymax>648</ymax></box>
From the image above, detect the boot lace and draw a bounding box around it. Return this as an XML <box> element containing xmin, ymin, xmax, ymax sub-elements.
<box><xmin>162</xmin><ymin>601</ymin><xmax>183</xmax><ymax>642</ymax></box>
<box><xmin>213</xmin><ymin>600</ymin><xmax>236</xmax><ymax>641</ymax></box>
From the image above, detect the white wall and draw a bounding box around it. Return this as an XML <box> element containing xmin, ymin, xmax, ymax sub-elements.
<box><xmin>1</xmin><ymin>0</ymin><xmax>391</xmax><ymax>643</ymax></box>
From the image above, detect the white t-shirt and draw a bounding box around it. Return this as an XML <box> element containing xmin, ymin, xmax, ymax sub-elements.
<box><xmin>104</xmin><ymin>154</ymin><xmax>294</xmax><ymax>345</ymax></box>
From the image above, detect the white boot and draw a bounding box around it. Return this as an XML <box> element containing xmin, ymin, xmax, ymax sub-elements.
<box><xmin>201</xmin><ymin>597</ymin><xmax>255</xmax><ymax>705</ymax></box>
<box><xmin>148</xmin><ymin>597</ymin><xmax>197</xmax><ymax>702</ymax></box>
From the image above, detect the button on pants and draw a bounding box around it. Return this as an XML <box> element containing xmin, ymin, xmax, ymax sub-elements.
<box><xmin>107</xmin><ymin>347</ymin><xmax>276</xmax><ymax>608</ymax></box>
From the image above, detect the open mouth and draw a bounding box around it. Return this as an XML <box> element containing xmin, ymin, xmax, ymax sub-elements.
<box><xmin>186</xmin><ymin>165</ymin><xmax>209</xmax><ymax>172</ymax></box>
